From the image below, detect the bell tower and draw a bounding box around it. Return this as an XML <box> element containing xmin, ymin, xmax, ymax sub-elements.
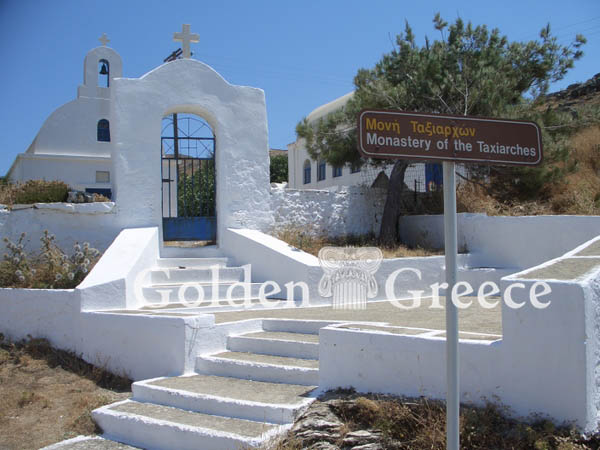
<box><xmin>78</xmin><ymin>33</ymin><xmax>123</xmax><ymax>99</ymax></box>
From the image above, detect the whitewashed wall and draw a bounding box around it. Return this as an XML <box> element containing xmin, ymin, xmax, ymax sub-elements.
<box><xmin>320</xmin><ymin>235</ymin><xmax>600</xmax><ymax>432</ymax></box>
<box><xmin>0</xmin><ymin>288</ymin><xmax>215</xmax><ymax>380</ymax></box>
<box><xmin>0</xmin><ymin>203</ymin><xmax>119</xmax><ymax>255</ymax></box>
<box><xmin>111</xmin><ymin>58</ymin><xmax>273</xmax><ymax>251</ymax></box>
<box><xmin>271</xmin><ymin>185</ymin><xmax>386</xmax><ymax>237</ymax></box>
<box><xmin>0</xmin><ymin>226</ymin><xmax>215</xmax><ymax>380</ymax></box>
<box><xmin>7</xmin><ymin>46</ymin><xmax>122</xmax><ymax>189</ymax></box>
<box><xmin>399</xmin><ymin>213</ymin><xmax>600</xmax><ymax>269</ymax></box>
<box><xmin>7</xmin><ymin>154</ymin><xmax>111</xmax><ymax>193</ymax></box>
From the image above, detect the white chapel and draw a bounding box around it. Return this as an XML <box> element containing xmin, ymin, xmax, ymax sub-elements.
<box><xmin>7</xmin><ymin>34</ymin><xmax>121</xmax><ymax>198</ymax></box>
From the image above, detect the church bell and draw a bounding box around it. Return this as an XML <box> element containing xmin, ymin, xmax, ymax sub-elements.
<box><xmin>99</xmin><ymin>63</ymin><xmax>109</xmax><ymax>75</ymax></box>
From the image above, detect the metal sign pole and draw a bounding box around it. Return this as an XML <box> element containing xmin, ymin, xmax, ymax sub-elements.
<box><xmin>443</xmin><ymin>161</ymin><xmax>459</xmax><ymax>450</ymax></box>
<box><xmin>357</xmin><ymin>108</ymin><xmax>543</xmax><ymax>450</ymax></box>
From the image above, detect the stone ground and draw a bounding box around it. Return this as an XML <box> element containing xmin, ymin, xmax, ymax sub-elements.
<box><xmin>213</xmin><ymin>297</ymin><xmax>503</xmax><ymax>335</ymax></box>
<box><xmin>521</xmin><ymin>257</ymin><xmax>600</xmax><ymax>280</ymax></box>
<box><xmin>271</xmin><ymin>391</ymin><xmax>600</xmax><ymax>450</ymax></box>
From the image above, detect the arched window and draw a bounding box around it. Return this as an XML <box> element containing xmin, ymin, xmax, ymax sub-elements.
<box><xmin>303</xmin><ymin>160</ymin><xmax>311</xmax><ymax>185</ymax></box>
<box><xmin>97</xmin><ymin>119</ymin><xmax>110</xmax><ymax>142</ymax></box>
<box><xmin>98</xmin><ymin>59</ymin><xmax>110</xmax><ymax>87</ymax></box>
<box><xmin>317</xmin><ymin>159</ymin><xmax>326</xmax><ymax>182</ymax></box>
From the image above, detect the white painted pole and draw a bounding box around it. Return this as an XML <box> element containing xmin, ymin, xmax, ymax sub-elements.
<box><xmin>443</xmin><ymin>161</ymin><xmax>459</xmax><ymax>450</ymax></box>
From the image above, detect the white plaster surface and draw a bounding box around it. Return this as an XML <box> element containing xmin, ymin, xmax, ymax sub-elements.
<box><xmin>0</xmin><ymin>290</ymin><xmax>216</xmax><ymax>380</ymax></box>
<box><xmin>80</xmin><ymin>312</ymin><xmax>214</xmax><ymax>379</ymax></box>
<box><xmin>8</xmin><ymin>45</ymin><xmax>122</xmax><ymax>190</ymax></box>
<box><xmin>400</xmin><ymin>213</ymin><xmax>600</xmax><ymax>268</ymax></box>
<box><xmin>271</xmin><ymin>184</ymin><xmax>386</xmax><ymax>237</ymax></box>
<box><xmin>111</xmin><ymin>58</ymin><xmax>273</xmax><ymax>248</ymax></box>
<box><xmin>222</xmin><ymin>228</ymin><xmax>318</xmax><ymax>301</ymax></box>
<box><xmin>0</xmin><ymin>202</ymin><xmax>118</xmax><ymax>255</ymax></box>
<box><xmin>196</xmin><ymin>354</ymin><xmax>318</xmax><ymax>386</ymax></box>
<box><xmin>78</xmin><ymin>227</ymin><xmax>159</xmax><ymax>310</ymax></box>
<box><xmin>320</xmin><ymin>234</ymin><xmax>600</xmax><ymax>432</ymax></box>
<box><xmin>92</xmin><ymin>399</ymin><xmax>284</xmax><ymax>450</ymax></box>
<box><xmin>0</xmin><ymin>288</ymin><xmax>80</xmax><ymax>351</ymax></box>
<box><xmin>7</xmin><ymin>154</ymin><xmax>112</xmax><ymax>192</ymax></box>
<box><xmin>222</xmin><ymin>228</ymin><xmax>511</xmax><ymax>302</ymax></box>
<box><xmin>132</xmin><ymin>375</ymin><xmax>312</xmax><ymax>424</ymax></box>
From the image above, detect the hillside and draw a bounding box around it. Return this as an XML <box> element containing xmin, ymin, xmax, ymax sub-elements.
<box><xmin>452</xmin><ymin>73</ymin><xmax>600</xmax><ymax>216</ymax></box>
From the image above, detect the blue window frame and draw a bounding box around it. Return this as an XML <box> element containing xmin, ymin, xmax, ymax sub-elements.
<box><xmin>317</xmin><ymin>160</ymin><xmax>326</xmax><ymax>181</ymax></box>
<box><xmin>351</xmin><ymin>164</ymin><xmax>360</xmax><ymax>173</ymax></box>
<box><xmin>303</xmin><ymin>160</ymin><xmax>311</xmax><ymax>184</ymax></box>
<box><xmin>332</xmin><ymin>166</ymin><xmax>342</xmax><ymax>178</ymax></box>
<box><xmin>97</xmin><ymin>119</ymin><xmax>110</xmax><ymax>142</ymax></box>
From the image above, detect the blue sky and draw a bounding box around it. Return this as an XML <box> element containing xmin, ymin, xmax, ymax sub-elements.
<box><xmin>0</xmin><ymin>0</ymin><xmax>598</xmax><ymax>175</ymax></box>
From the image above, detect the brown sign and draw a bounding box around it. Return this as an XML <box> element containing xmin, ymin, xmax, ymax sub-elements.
<box><xmin>358</xmin><ymin>110</ymin><xmax>543</xmax><ymax>166</ymax></box>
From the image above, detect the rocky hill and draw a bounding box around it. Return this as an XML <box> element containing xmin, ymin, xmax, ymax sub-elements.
<box><xmin>546</xmin><ymin>72</ymin><xmax>600</xmax><ymax>108</ymax></box>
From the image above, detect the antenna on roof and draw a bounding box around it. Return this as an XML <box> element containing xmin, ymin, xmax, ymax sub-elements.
<box><xmin>163</xmin><ymin>48</ymin><xmax>183</xmax><ymax>62</ymax></box>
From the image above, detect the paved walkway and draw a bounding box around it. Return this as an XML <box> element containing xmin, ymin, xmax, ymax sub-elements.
<box><xmin>213</xmin><ymin>297</ymin><xmax>502</xmax><ymax>335</ymax></box>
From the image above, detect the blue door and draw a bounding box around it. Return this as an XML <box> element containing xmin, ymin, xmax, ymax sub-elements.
<box><xmin>161</xmin><ymin>113</ymin><xmax>216</xmax><ymax>242</ymax></box>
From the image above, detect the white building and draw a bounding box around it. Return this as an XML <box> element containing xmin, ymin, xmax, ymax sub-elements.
<box><xmin>6</xmin><ymin>34</ymin><xmax>121</xmax><ymax>198</ymax></box>
<box><xmin>287</xmin><ymin>93</ymin><xmax>369</xmax><ymax>190</ymax></box>
<box><xmin>288</xmin><ymin>93</ymin><xmax>447</xmax><ymax>193</ymax></box>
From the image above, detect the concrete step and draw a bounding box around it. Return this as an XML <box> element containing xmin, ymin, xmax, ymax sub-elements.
<box><xmin>156</xmin><ymin>257</ymin><xmax>228</xmax><ymax>269</ymax></box>
<box><xmin>196</xmin><ymin>351</ymin><xmax>319</xmax><ymax>386</ymax></box>
<box><xmin>40</xmin><ymin>435</ymin><xmax>140</xmax><ymax>449</ymax></box>
<box><xmin>93</xmin><ymin>399</ymin><xmax>283</xmax><ymax>450</ymax></box>
<box><xmin>141</xmin><ymin>282</ymin><xmax>267</xmax><ymax>303</ymax></box>
<box><xmin>262</xmin><ymin>318</ymin><xmax>339</xmax><ymax>334</ymax></box>
<box><xmin>139</xmin><ymin>299</ymin><xmax>290</xmax><ymax>314</ymax></box>
<box><xmin>150</xmin><ymin>266</ymin><xmax>245</xmax><ymax>284</ymax></box>
<box><xmin>228</xmin><ymin>331</ymin><xmax>319</xmax><ymax>359</ymax></box>
<box><xmin>133</xmin><ymin>374</ymin><xmax>316</xmax><ymax>424</ymax></box>
<box><xmin>160</xmin><ymin>245</ymin><xmax>224</xmax><ymax>259</ymax></box>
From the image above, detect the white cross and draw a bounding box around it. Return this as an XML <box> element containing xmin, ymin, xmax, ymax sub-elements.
<box><xmin>173</xmin><ymin>24</ymin><xmax>199</xmax><ymax>59</ymax></box>
<box><xmin>99</xmin><ymin>33</ymin><xmax>110</xmax><ymax>46</ymax></box>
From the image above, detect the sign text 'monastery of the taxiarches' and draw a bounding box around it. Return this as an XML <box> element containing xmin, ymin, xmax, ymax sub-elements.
<box><xmin>357</xmin><ymin>110</ymin><xmax>543</xmax><ymax>166</ymax></box>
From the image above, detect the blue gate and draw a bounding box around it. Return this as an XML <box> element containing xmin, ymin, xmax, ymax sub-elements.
<box><xmin>161</xmin><ymin>114</ymin><xmax>216</xmax><ymax>242</ymax></box>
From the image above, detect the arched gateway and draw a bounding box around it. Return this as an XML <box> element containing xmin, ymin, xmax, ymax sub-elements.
<box><xmin>109</xmin><ymin>26</ymin><xmax>273</xmax><ymax>250</ymax></box>
<box><xmin>161</xmin><ymin>113</ymin><xmax>216</xmax><ymax>242</ymax></box>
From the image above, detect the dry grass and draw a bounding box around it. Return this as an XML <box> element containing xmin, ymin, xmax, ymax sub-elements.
<box><xmin>548</xmin><ymin>126</ymin><xmax>600</xmax><ymax>215</ymax></box>
<box><xmin>456</xmin><ymin>126</ymin><xmax>600</xmax><ymax>217</ymax></box>
<box><xmin>0</xmin><ymin>180</ymin><xmax>110</xmax><ymax>206</ymax></box>
<box><xmin>273</xmin><ymin>390</ymin><xmax>600</xmax><ymax>449</ymax></box>
<box><xmin>0</xmin><ymin>336</ymin><xmax>131</xmax><ymax>449</ymax></box>
<box><xmin>0</xmin><ymin>180</ymin><xmax>69</xmax><ymax>206</ymax></box>
<box><xmin>273</xmin><ymin>225</ymin><xmax>442</xmax><ymax>258</ymax></box>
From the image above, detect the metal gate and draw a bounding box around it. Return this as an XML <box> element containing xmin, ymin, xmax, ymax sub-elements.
<box><xmin>161</xmin><ymin>114</ymin><xmax>216</xmax><ymax>242</ymax></box>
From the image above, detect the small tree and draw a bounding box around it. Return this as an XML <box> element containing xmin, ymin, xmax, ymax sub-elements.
<box><xmin>297</xmin><ymin>14</ymin><xmax>585</xmax><ymax>246</ymax></box>
<box><xmin>270</xmin><ymin>154</ymin><xmax>289</xmax><ymax>183</ymax></box>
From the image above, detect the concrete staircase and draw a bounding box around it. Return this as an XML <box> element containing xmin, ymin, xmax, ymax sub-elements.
<box><xmin>138</xmin><ymin>256</ymin><xmax>284</xmax><ymax>312</ymax></box>
<box><xmin>92</xmin><ymin>319</ymin><xmax>321</xmax><ymax>449</ymax></box>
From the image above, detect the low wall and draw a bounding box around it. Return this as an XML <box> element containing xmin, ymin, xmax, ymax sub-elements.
<box><xmin>79</xmin><ymin>312</ymin><xmax>214</xmax><ymax>379</ymax></box>
<box><xmin>320</xmin><ymin>235</ymin><xmax>600</xmax><ymax>432</ymax></box>
<box><xmin>224</xmin><ymin>228</ymin><xmax>512</xmax><ymax>302</ymax></box>
<box><xmin>78</xmin><ymin>227</ymin><xmax>159</xmax><ymax>310</ymax></box>
<box><xmin>271</xmin><ymin>185</ymin><xmax>386</xmax><ymax>237</ymax></box>
<box><xmin>0</xmin><ymin>288</ymin><xmax>80</xmax><ymax>351</ymax></box>
<box><xmin>0</xmin><ymin>226</ymin><xmax>214</xmax><ymax>380</ymax></box>
<box><xmin>0</xmin><ymin>202</ymin><xmax>120</xmax><ymax>254</ymax></box>
<box><xmin>0</xmin><ymin>288</ymin><xmax>214</xmax><ymax>380</ymax></box>
<box><xmin>399</xmin><ymin>213</ymin><xmax>600</xmax><ymax>269</ymax></box>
